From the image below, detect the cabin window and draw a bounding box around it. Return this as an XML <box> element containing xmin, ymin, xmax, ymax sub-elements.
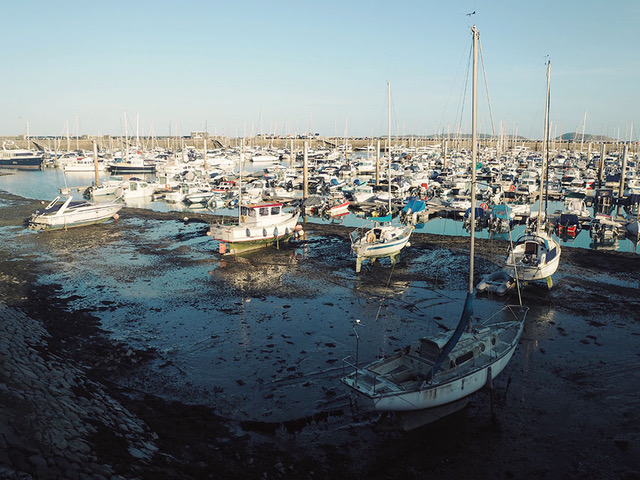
<box><xmin>271</xmin><ymin>206</ymin><xmax>280</xmax><ymax>215</ymax></box>
<box><xmin>524</xmin><ymin>242</ymin><xmax>538</xmax><ymax>255</ymax></box>
<box><xmin>455</xmin><ymin>350</ymin><xmax>474</xmax><ymax>366</ymax></box>
<box><xmin>259</xmin><ymin>208</ymin><xmax>269</xmax><ymax>216</ymax></box>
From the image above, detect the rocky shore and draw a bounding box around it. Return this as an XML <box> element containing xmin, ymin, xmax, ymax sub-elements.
<box><xmin>0</xmin><ymin>304</ymin><xmax>158</xmax><ymax>479</ymax></box>
<box><xmin>1</xmin><ymin>190</ymin><xmax>640</xmax><ymax>479</ymax></box>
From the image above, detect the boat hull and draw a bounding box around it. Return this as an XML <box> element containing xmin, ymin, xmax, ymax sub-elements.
<box><xmin>28</xmin><ymin>204</ymin><xmax>123</xmax><ymax>231</ymax></box>
<box><xmin>352</xmin><ymin>225</ymin><xmax>413</xmax><ymax>260</ymax></box>
<box><xmin>209</xmin><ymin>211</ymin><xmax>300</xmax><ymax>255</ymax></box>
<box><xmin>342</xmin><ymin>308</ymin><xmax>526</xmax><ymax>412</ymax></box>
<box><xmin>503</xmin><ymin>248</ymin><xmax>561</xmax><ymax>282</ymax></box>
<box><xmin>503</xmin><ymin>233</ymin><xmax>561</xmax><ymax>282</ymax></box>
<box><xmin>0</xmin><ymin>157</ymin><xmax>44</xmax><ymax>170</ymax></box>
<box><xmin>375</xmin><ymin>334</ymin><xmax>519</xmax><ymax>411</ymax></box>
<box><xmin>108</xmin><ymin>164</ymin><xmax>156</xmax><ymax>174</ymax></box>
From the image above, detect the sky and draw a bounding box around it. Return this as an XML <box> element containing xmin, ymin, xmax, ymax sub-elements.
<box><xmin>1</xmin><ymin>0</ymin><xmax>638</xmax><ymax>140</ymax></box>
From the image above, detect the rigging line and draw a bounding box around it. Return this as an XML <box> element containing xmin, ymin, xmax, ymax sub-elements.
<box><xmin>438</xmin><ymin>37</ymin><xmax>470</xmax><ymax>136</ymax></box>
<box><xmin>478</xmin><ymin>38</ymin><xmax>496</xmax><ymax>137</ymax></box>
<box><xmin>455</xmin><ymin>43</ymin><xmax>473</xmax><ymax>140</ymax></box>
<box><xmin>507</xmin><ymin>226</ymin><xmax>523</xmax><ymax>307</ymax></box>
<box><xmin>373</xmin><ymin>262</ymin><xmax>397</xmax><ymax>323</ymax></box>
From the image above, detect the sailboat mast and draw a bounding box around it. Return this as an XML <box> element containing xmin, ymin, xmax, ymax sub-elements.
<box><xmin>387</xmin><ymin>81</ymin><xmax>392</xmax><ymax>214</ymax></box>
<box><xmin>469</xmin><ymin>25</ymin><xmax>479</xmax><ymax>293</ymax></box>
<box><xmin>239</xmin><ymin>138</ymin><xmax>244</xmax><ymax>223</ymax></box>
<box><xmin>538</xmin><ymin>60</ymin><xmax>551</xmax><ymax>235</ymax></box>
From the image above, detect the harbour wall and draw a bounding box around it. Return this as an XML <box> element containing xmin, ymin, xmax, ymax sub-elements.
<box><xmin>2</xmin><ymin>135</ymin><xmax>638</xmax><ymax>155</ymax></box>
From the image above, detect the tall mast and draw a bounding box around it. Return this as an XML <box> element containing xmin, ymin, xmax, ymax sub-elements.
<box><xmin>538</xmin><ymin>60</ymin><xmax>551</xmax><ymax>235</ymax></box>
<box><xmin>469</xmin><ymin>25</ymin><xmax>479</xmax><ymax>293</ymax></box>
<box><xmin>239</xmin><ymin>138</ymin><xmax>244</xmax><ymax>223</ymax></box>
<box><xmin>387</xmin><ymin>81</ymin><xmax>392</xmax><ymax>215</ymax></box>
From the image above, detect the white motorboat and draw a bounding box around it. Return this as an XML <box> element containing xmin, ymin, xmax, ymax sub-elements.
<box><xmin>164</xmin><ymin>182</ymin><xmax>211</xmax><ymax>204</ymax></box>
<box><xmin>341</xmin><ymin>27</ymin><xmax>528</xmax><ymax>416</ymax></box>
<box><xmin>63</xmin><ymin>156</ymin><xmax>105</xmax><ymax>172</ymax></box>
<box><xmin>28</xmin><ymin>196</ymin><xmax>122</xmax><ymax>231</ymax></box>
<box><xmin>84</xmin><ymin>180</ymin><xmax>124</xmax><ymax>198</ymax></box>
<box><xmin>115</xmin><ymin>178</ymin><xmax>156</xmax><ymax>201</ymax></box>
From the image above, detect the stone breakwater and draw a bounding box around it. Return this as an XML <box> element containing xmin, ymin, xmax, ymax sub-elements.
<box><xmin>0</xmin><ymin>303</ymin><xmax>158</xmax><ymax>480</ymax></box>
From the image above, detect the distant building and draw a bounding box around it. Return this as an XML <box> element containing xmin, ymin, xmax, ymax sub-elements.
<box><xmin>190</xmin><ymin>131</ymin><xmax>209</xmax><ymax>138</ymax></box>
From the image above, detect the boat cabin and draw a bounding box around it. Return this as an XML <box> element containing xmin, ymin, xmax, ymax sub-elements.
<box><xmin>240</xmin><ymin>203</ymin><xmax>286</xmax><ymax>227</ymax></box>
<box><xmin>514</xmin><ymin>234</ymin><xmax>557</xmax><ymax>264</ymax></box>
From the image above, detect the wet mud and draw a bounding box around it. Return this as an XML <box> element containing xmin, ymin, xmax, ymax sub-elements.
<box><xmin>1</xmin><ymin>191</ymin><xmax>640</xmax><ymax>479</ymax></box>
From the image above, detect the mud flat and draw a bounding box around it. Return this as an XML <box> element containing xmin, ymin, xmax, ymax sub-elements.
<box><xmin>1</xmin><ymin>190</ymin><xmax>639</xmax><ymax>479</ymax></box>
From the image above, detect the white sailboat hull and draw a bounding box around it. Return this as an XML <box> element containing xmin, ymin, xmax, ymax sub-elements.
<box><xmin>375</xmin><ymin>330</ymin><xmax>519</xmax><ymax>411</ymax></box>
<box><xmin>503</xmin><ymin>233</ymin><xmax>561</xmax><ymax>282</ymax></box>
<box><xmin>352</xmin><ymin>225</ymin><xmax>412</xmax><ymax>260</ymax></box>
<box><xmin>342</xmin><ymin>306</ymin><xmax>527</xmax><ymax>412</ymax></box>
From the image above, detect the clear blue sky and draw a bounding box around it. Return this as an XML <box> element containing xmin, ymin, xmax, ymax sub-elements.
<box><xmin>1</xmin><ymin>0</ymin><xmax>638</xmax><ymax>140</ymax></box>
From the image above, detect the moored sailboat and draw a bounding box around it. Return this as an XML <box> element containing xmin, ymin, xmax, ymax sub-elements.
<box><xmin>341</xmin><ymin>26</ymin><xmax>528</xmax><ymax>416</ymax></box>
<box><xmin>503</xmin><ymin>60</ymin><xmax>561</xmax><ymax>288</ymax></box>
<box><xmin>349</xmin><ymin>82</ymin><xmax>412</xmax><ymax>273</ymax></box>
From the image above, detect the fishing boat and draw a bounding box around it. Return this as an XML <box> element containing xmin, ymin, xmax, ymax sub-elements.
<box><xmin>349</xmin><ymin>82</ymin><xmax>412</xmax><ymax>273</ymax></box>
<box><xmin>341</xmin><ymin>26</ymin><xmax>528</xmax><ymax>416</ymax></box>
<box><xmin>208</xmin><ymin>202</ymin><xmax>300</xmax><ymax>254</ymax></box>
<box><xmin>503</xmin><ymin>60</ymin><xmax>561</xmax><ymax>288</ymax></box>
<box><xmin>28</xmin><ymin>195</ymin><xmax>122</xmax><ymax>231</ymax></box>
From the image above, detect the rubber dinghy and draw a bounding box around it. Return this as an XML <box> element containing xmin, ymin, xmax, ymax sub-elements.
<box><xmin>476</xmin><ymin>270</ymin><xmax>516</xmax><ymax>296</ymax></box>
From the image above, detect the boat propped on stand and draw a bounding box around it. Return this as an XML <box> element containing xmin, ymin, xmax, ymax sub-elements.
<box><xmin>208</xmin><ymin>202</ymin><xmax>301</xmax><ymax>255</ymax></box>
<box><xmin>502</xmin><ymin>60</ymin><xmax>561</xmax><ymax>289</ymax></box>
<box><xmin>480</xmin><ymin>60</ymin><xmax>561</xmax><ymax>291</ymax></box>
<box><xmin>349</xmin><ymin>81</ymin><xmax>413</xmax><ymax>273</ymax></box>
<box><xmin>350</xmin><ymin>216</ymin><xmax>413</xmax><ymax>273</ymax></box>
<box><xmin>341</xmin><ymin>26</ymin><xmax>528</xmax><ymax>427</ymax></box>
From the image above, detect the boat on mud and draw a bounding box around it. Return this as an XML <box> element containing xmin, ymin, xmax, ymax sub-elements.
<box><xmin>28</xmin><ymin>195</ymin><xmax>122</xmax><ymax>231</ymax></box>
<box><xmin>208</xmin><ymin>201</ymin><xmax>300</xmax><ymax>255</ymax></box>
<box><xmin>341</xmin><ymin>26</ymin><xmax>528</xmax><ymax>419</ymax></box>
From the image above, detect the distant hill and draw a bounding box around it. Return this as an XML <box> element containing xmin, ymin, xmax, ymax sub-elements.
<box><xmin>558</xmin><ymin>132</ymin><xmax>614</xmax><ymax>142</ymax></box>
<box><xmin>424</xmin><ymin>133</ymin><xmax>527</xmax><ymax>140</ymax></box>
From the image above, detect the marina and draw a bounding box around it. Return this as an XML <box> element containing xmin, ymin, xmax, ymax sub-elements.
<box><xmin>1</xmin><ymin>129</ymin><xmax>640</xmax><ymax>477</ymax></box>
<box><xmin>1</xmin><ymin>2</ymin><xmax>639</xmax><ymax>476</ymax></box>
<box><xmin>0</xmin><ymin>139</ymin><xmax>638</xmax><ymax>257</ymax></box>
